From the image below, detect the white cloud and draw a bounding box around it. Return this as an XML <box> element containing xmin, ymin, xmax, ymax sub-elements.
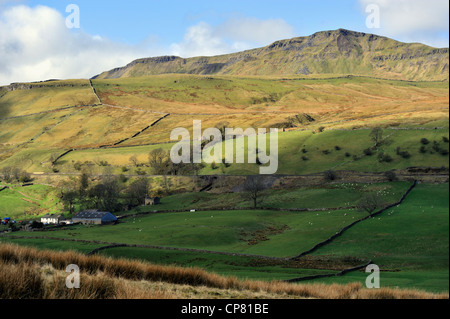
<box><xmin>217</xmin><ymin>17</ymin><xmax>295</xmax><ymax>44</ymax></box>
<box><xmin>0</xmin><ymin>5</ymin><xmax>154</xmax><ymax>85</ymax></box>
<box><xmin>0</xmin><ymin>5</ymin><xmax>296</xmax><ymax>85</ymax></box>
<box><xmin>170</xmin><ymin>17</ymin><xmax>295</xmax><ymax>58</ymax></box>
<box><xmin>170</xmin><ymin>22</ymin><xmax>231</xmax><ymax>57</ymax></box>
<box><xmin>360</xmin><ymin>0</ymin><xmax>449</xmax><ymax>47</ymax></box>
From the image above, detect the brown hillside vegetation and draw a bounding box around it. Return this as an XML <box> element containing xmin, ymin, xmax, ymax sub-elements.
<box><xmin>0</xmin><ymin>244</ymin><xmax>447</xmax><ymax>299</ymax></box>
<box><xmin>94</xmin><ymin>29</ymin><xmax>449</xmax><ymax>82</ymax></box>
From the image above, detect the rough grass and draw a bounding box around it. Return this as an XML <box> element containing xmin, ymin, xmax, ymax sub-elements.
<box><xmin>0</xmin><ymin>75</ymin><xmax>448</xmax><ymax>174</ymax></box>
<box><xmin>0</xmin><ymin>243</ymin><xmax>447</xmax><ymax>299</ymax></box>
<box><xmin>0</xmin><ymin>80</ymin><xmax>97</xmax><ymax>118</ymax></box>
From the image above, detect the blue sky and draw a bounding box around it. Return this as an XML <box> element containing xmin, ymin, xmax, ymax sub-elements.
<box><xmin>0</xmin><ymin>0</ymin><xmax>448</xmax><ymax>85</ymax></box>
<box><xmin>25</xmin><ymin>0</ymin><xmax>367</xmax><ymax>45</ymax></box>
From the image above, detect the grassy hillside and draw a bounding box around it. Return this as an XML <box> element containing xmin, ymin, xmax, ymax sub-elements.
<box><xmin>1</xmin><ymin>182</ymin><xmax>448</xmax><ymax>292</ymax></box>
<box><xmin>312</xmin><ymin>183</ymin><xmax>449</xmax><ymax>292</ymax></box>
<box><xmin>0</xmin><ymin>184</ymin><xmax>61</xmax><ymax>220</ymax></box>
<box><xmin>1</xmin><ymin>75</ymin><xmax>447</xmax><ymax>175</ymax></box>
<box><xmin>94</xmin><ymin>29</ymin><xmax>449</xmax><ymax>81</ymax></box>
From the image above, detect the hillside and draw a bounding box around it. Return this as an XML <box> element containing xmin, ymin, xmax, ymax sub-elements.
<box><xmin>1</xmin><ymin>243</ymin><xmax>447</xmax><ymax>299</ymax></box>
<box><xmin>1</xmin><ymin>183</ymin><xmax>448</xmax><ymax>293</ymax></box>
<box><xmin>94</xmin><ymin>29</ymin><xmax>449</xmax><ymax>81</ymax></box>
<box><xmin>0</xmin><ymin>75</ymin><xmax>448</xmax><ymax>175</ymax></box>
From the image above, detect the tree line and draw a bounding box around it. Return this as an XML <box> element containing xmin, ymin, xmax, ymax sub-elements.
<box><xmin>58</xmin><ymin>171</ymin><xmax>157</xmax><ymax>214</ymax></box>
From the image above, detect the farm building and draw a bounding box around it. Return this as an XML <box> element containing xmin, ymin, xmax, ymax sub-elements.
<box><xmin>145</xmin><ymin>197</ymin><xmax>161</xmax><ymax>206</ymax></box>
<box><xmin>72</xmin><ymin>210</ymin><xmax>117</xmax><ymax>225</ymax></box>
<box><xmin>41</xmin><ymin>214</ymin><xmax>66</xmax><ymax>225</ymax></box>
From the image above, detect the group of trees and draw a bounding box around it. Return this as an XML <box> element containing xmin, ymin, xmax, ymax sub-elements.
<box><xmin>59</xmin><ymin>171</ymin><xmax>156</xmax><ymax>214</ymax></box>
<box><xmin>129</xmin><ymin>148</ymin><xmax>205</xmax><ymax>176</ymax></box>
<box><xmin>1</xmin><ymin>167</ymin><xmax>32</xmax><ymax>184</ymax></box>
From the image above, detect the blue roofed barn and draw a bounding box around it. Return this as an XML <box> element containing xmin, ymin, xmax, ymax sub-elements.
<box><xmin>72</xmin><ymin>210</ymin><xmax>118</xmax><ymax>225</ymax></box>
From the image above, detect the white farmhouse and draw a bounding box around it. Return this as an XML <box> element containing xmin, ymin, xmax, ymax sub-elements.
<box><xmin>41</xmin><ymin>214</ymin><xmax>65</xmax><ymax>225</ymax></box>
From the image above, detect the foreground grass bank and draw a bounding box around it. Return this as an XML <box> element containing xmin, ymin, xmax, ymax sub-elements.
<box><xmin>0</xmin><ymin>243</ymin><xmax>447</xmax><ymax>299</ymax></box>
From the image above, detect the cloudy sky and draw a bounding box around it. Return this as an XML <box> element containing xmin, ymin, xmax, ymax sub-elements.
<box><xmin>0</xmin><ymin>0</ymin><xmax>448</xmax><ymax>85</ymax></box>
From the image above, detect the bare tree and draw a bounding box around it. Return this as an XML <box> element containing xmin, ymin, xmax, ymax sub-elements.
<box><xmin>370</xmin><ymin>127</ymin><xmax>383</xmax><ymax>148</ymax></box>
<box><xmin>242</xmin><ymin>175</ymin><xmax>268</xmax><ymax>208</ymax></box>
<box><xmin>129</xmin><ymin>155</ymin><xmax>139</xmax><ymax>167</ymax></box>
<box><xmin>1</xmin><ymin>167</ymin><xmax>13</xmax><ymax>183</ymax></box>
<box><xmin>356</xmin><ymin>193</ymin><xmax>385</xmax><ymax>216</ymax></box>
<box><xmin>126</xmin><ymin>178</ymin><xmax>150</xmax><ymax>207</ymax></box>
<box><xmin>148</xmin><ymin>148</ymin><xmax>169</xmax><ymax>175</ymax></box>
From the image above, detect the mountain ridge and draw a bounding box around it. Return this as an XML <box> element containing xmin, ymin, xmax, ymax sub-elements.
<box><xmin>94</xmin><ymin>29</ymin><xmax>449</xmax><ymax>81</ymax></box>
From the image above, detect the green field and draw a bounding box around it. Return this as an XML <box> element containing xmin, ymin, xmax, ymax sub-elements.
<box><xmin>1</xmin><ymin>182</ymin><xmax>447</xmax><ymax>292</ymax></box>
<box><xmin>0</xmin><ymin>184</ymin><xmax>61</xmax><ymax>220</ymax></box>
<box><xmin>200</xmin><ymin>128</ymin><xmax>450</xmax><ymax>175</ymax></box>
<box><xmin>0</xmin><ymin>69</ymin><xmax>448</xmax><ymax>296</ymax></box>
<box><xmin>312</xmin><ymin>183</ymin><xmax>449</xmax><ymax>292</ymax></box>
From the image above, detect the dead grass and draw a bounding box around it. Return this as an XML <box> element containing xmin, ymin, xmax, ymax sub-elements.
<box><xmin>0</xmin><ymin>244</ymin><xmax>447</xmax><ymax>299</ymax></box>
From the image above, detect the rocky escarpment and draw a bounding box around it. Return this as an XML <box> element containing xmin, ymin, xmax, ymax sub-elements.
<box><xmin>4</xmin><ymin>80</ymin><xmax>90</xmax><ymax>92</ymax></box>
<box><xmin>94</xmin><ymin>29</ymin><xmax>449</xmax><ymax>81</ymax></box>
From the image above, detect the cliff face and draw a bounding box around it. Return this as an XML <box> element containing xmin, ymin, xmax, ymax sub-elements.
<box><xmin>94</xmin><ymin>29</ymin><xmax>449</xmax><ymax>81</ymax></box>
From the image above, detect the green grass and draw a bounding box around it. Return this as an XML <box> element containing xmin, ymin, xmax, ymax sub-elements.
<box><xmin>0</xmin><ymin>184</ymin><xmax>62</xmax><ymax>220</ymax></box>
<box><xmin>0</xmin><ymin>182</ymin><xmax>414</xmax><ymax>257</ymax></box>
<box><xmin>310</xmin><ymin>183</ymin><xmax>449</xmax><ymax>292</ymax></box>
<box><xmin>155</xmin><ymin>182</ymin><xmax>410</xmax><ymax>211</ymax></box>
<box><xmin>200</xmin><ymin>128</ymin><xmax>449</xmax><ymax>175</ymax></box>
<box><xmin>316</xmin><ymin>269</ymin><xmax>449</xmax><ymax>294</ymax></box>
<box><xmin>1</xmin><ymin>182</ymin><xmax>447</xmax><ymax>292</ymax></box>
<box><xmin>0</xmin><ymin>208</ymin><xmax>360</xmax><ymax>257</ymax></box>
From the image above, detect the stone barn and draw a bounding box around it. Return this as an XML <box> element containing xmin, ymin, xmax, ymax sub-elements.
<box><xmin>145</xmin><ymin>197</ymin><xmax>161</xmax><ymax>206</ymax></box>
<box><xmin>72</xmin><ymin>210</ymin><xmax>117</xmax><ymax>225</ymax></box>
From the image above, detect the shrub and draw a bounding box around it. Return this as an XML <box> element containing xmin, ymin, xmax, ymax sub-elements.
<box><xmin>73</xmin><ymin>161</ymin><xmax>83</xmax><ymax>171</ymax></box>
<box><xmin>19</xmin><ymin>171</ymin><xmax>32</xmax><ymax>183</ymax></box>
<box><xmin>322</xmin><ymin>150</ymin><xmax>331</xmax><ymax>155</ymax></box>
<box><xmin>384</xmin><ymin>171</ymin><xmax>398</xmax><ymax>182</ymax></box>
<box><xmin>136</xmin><ymin>168</ymin><xmax>147</xmax><ymax>176</ymax></box>
<box><xmin>396</xmin><ymin>147</ymin><xmax>410</xmax><ymax>159</ymax></box>
<box><xmin>324</xmin><ymin>170</ymin><xmax>337</xmax><ymax>181</ymax></box>
<box><xmin>98</xmin><ymin>160</ymin><xmax>110</xmax><ymax>167</ymax></box>
<box><xmin>301</xmin><ymin>156</ymin><xmax>309</xmax><ymax>161</ymax></box>
<box><xmin>439</xmin><ymin>149</ymin><xmax>449</xmax><ymax>156</ymax></box>
<box><xmin>419</xmin><ymin>146</ymin><xmax>427</xmax><ymax>154</ymax></box>
<box><xmin>317</xmin><ymin>126</ymin><xmax>325</xmax><ymax>133</ymax></box>
<box><xmin>119</xmin><ymin>174</ymin><xmax>128</xmax><ymax>183</ymax></box>
<box><xmin>420</xmin><ymin>138</ymin><xmax>430</xmax><ymax>145</ymax></box>
<box><xmin>121</xmin><ymin>167</ymin><xmax>129</xmax><ymax>173</ymax></box>
<box><xmin>363</xmin><ymin>148</ymin><xmax>373</xmax><ymax>156</ymax></box>
<box><xmin>335</xmin><ymin>146</ymin><xmax>342</xmax><ymax>151</ymax></box>
<box><xmin>378</xmin><ymin>153</ymin><xmax>393</xmax><ymax>163</ymax></box>
<box><xmin>31</xmin><ymin>221</ymin><xmax>44</xmax><ymax>229</ymax></box>
<box><xmin>432</xmin><ymin>141</ymin><xmax>441</xmax><ymax>152</ymax></box>
<box><xmin>345</xmin><ymin>152</ymin><xmax>351</xmax><ymax>157</ymax></box>
<box><xmin>443</xmin><ymin>136</ymin><xmax>449</xmax><ymax>143</ymax></box>
<box><xmin>399</xmin><ymin>151</ymin><xmax>411</xmax><ymax>159</ymax></box>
